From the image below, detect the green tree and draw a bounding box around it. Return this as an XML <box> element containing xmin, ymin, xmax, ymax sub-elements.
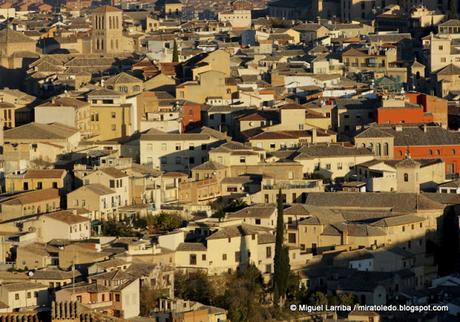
<box><xmin>337</xmin><ymin>293</ymin><xmax>356</xmax><ymax>306</ymax></box>
<box><xmin>309</xmin><ymin>291</ymin><xmax>328</xmax><ymax>306</ymax></box>
<box><xmin>152</xmin><ymin>213</ymin><xmax>183</xmax><ymax>232</ymax></box>
<box><xmin>450</xmin><ymin>0</ymin><xmax>458</xmax><ymax>19</ymax></box>
<box><xmin>219</xmin><ymin>265</ymin><xmax>269</xmax><ymax>322</ymax></box>
<box><xmin>273</xmin><ymin>189</ymin><xmax>290</xmax><ymax>307</ymax></box>
<box><xmin>174</xmin><ymin>271</ymin><xmax>214</xmax><ymax>305</ymax></box>
<box><xmin>172</xmin><ymin>40</ymin><xmax>179</xmax><ymax>63</ymax></box>
<box><xmin>139</xmin><ymin>286</ymin><xmax>159</xmax><ymax>316</ymax></box>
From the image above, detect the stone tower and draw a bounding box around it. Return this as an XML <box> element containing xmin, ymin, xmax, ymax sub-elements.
<box><xmin>91</xmin><ymin>6</ymin><xmax>123</xmax><ymax>54</ymax></box>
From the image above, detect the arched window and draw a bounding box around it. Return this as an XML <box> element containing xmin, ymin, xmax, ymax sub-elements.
<box><xmin>376</xmin><ymin>143</ymin><xmax>381</xmax><ymax>156</ymax></box>
<box><xmin>383</xmin><ymin>143</ymin><xmax>389</xmax><ymax>156</ymax></box>
<box><xmin>404</xmin><ymin>173</ymin><xmax>409</xmax><ymax>182</ymax></box>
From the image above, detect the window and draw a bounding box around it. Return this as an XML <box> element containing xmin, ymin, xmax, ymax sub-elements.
<box><xmin>109</xmin><ymin>180</ymin><xmax>115</xmax><ymax>188</ymax></box>
<box><xmin>441</xmin><ymin>57</ymin><xmax>447</xmax><ymax>62</ymax></box>
<box><xmin>15</xmin><ymin>294</ymin><xmax>19</xmax><ymax>300</ymax></box>
<box><xmin>337</xmin><ymin>162</ymin><xmax>343</xmax><ymax>170</ymax></box>
<box><xmin>111</xmin><ymin>112</ymin><xmax>116</xmax><ymax>118</ymax></box>
<box><xmin>439</xmin><ymin>45</ymin><xmax>444</xmax><ymax>50</ymax></box>
<box><xmin>266</xmin><ymin>246</ymin><xmax>271</xmax><ymax>258</ymax></box>
<box><xmin>115</xmin><ymin>294</ymin><xmax>120</xmax><ymax>302</ymax></box>
<box><xmin>404</xmin><ymin>173</ymin><xmax>409</xmax><ymax>182</ymax></box>
<box><xmin>111</xmin><ymin>124</ymin><xmax>116</xmax><ymax>131</ymax></box>
<box><xmin>222</xmin><ymin>254</ymin><xmax>227</xmax><ymax>260</ymax></box>
<box><xmin>202</xmin><ymin>254</ymin><xmax>206</xmax><ymax>261</ymax></box>
<box><xmin>189</xmin><ymin>157</ymin><xmax>195</xmax><ymax>164</ymax></box>
<box><xmin>201</xmin><ymin>144</ymin><xmax>207</xmax><ymax>150</ymax></box>
<box><xmin>235</xmin><ymin>251</ymin><xmax>241</xmax><ymax>262</ymax></box>
<box><xmin>239</xmin><ymin>157</ymin><xmax>246</xmax><ymax>163</ymax></box>
<box><xmin>189</xmin><ymin>254</ymin><xmax>197</xmax><ymax>265</ymax></box>
<box><xmin>27</xmin><ymin>292</ymin><xmax>31</xmax><ymax>299</ymax></box>
<box><xmin>402</xmin><ymin>226</ymin><xmax>405</xmax><ymax>232</ymax></box>
<box><xmin>161</xmin><ymin>143</ymin><xmax>167</xmax><ymax>151</ymax></box>
<box><xmin>189</xmin><ymin>144</ymin><xmax>195</xmax><ymax>150</ymax></box>
<box><xmin>270</xmin><ymin>143</ymin><xmax>276</xmax><ymax>149</ymax></box>
<box><xmin>255</xmin><ymin>219</ymin><xmax>261</xmax><ymax>225</ymax></box>
<box><xmin>175</xmin><ymin>144</ymin><xmax>181</xmax><ymax>151</ymax></box>
<box><xmin>288</xmin><ymin>233</ymin><xmax>296</xmax><ymax>243</ymax></box>
<box><xmin>265</xmin><ymin>264</ymin><xmax>272</xmax><ymax>273</ymax></box>
<box><xmin>37</xmin><ymin>182</ymin><xmax>43</xmax><ymax>189</ymax></box>
<box><xmin>383</xmin><ymin>143</ymin><xmax>389</xmax><ymax>156</ymax></box>
<box><xmin>326</xmin><ymin>164</ymin><xmax>331</xmax><ymax>170</ymax></box>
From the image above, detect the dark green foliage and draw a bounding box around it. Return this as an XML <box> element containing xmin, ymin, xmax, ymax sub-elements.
<box><xmin>218</xmin><ymin>265</ymin><xmax>270</xmax><ymax>322</ymax></box>
<box><xmin>174</xmin><ymin>271</ymin><xmax>215</xmax><ymax>305</ymax></box>
<box><xmin>450</xmin><ymin>0</ymin><xmax>458</xmax><ymax>19</ymax></box>
<box><xmin>211</xmin><ymin>198</ymin><xmax>248</xmax><ymax>219</ymax></box>
<box><xmin>273</xmin><ymin>189</ymin><xmax>290</xmax><ymax>306</ymax></box>
<box><xmin>172</xmin><ymin>40</ymin><xmax>179</xmax><ymax>62</ymax></box>
<box><xmin>139</xmin><ymin>286</ymin><xmax>159</xmax><ymax>316</ymax></box>
<box><xmin>151</xmin><ymin>212</ymin><xmax>183</xmax><ymax>232</ymax></box>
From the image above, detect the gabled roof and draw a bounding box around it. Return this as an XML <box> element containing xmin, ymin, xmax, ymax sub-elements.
<box><xmin>1</xmin><ymin>188</ymin><xmax>60</xmax><ymax>206</ymax></box>
<box><xmin>192</xmin><ymin>160</ymin><xmax>226</xmax><ymax>171</ymax></box>
<box><xmin>105</xmin><ymin>72</ymin><xmax>142</xmax><ymax>86</ymax></box>
<box><xmin>44</xmin><ymin>210</ymin><xmax>89</xmax><ymax>225</ymax></box>
<box><xmin>342</xmin><ymin>47</ymin><xmax>368</xmax><ymax>57</ymax></box>
<box><xmin>371</xmin><ymin>214</ymin><xmax>424</xmax><ymax>227</ymax></box>
<box><xmin>92</xmin><ymin>5</ymin><xmax>122</xmax><ymax>13</ymax></box>
<box><xmin>207</xmin><ymin>224</ymin><xmax>271</xmax><ymax>240</ymax></box>
<box><xmin>23</xmin><ymin>169</ymin><xmax>66</xmax><ymax>179</ymax></box>
<box><xmin>75</xmin><ymin>184</ymin><xmax>115</xmax><ymax>196</ymax></box>
<box><xmin>0</xmin><ymin>28</ymin><xmax>35</xmax><ymax>44</ymax></box>
<box><xmin>305</xmin><ymin>192</ymin><xmax>444</xmax><ymax>212</ymax></box>
<box><xmin>4</xmin><ymin>123</ymin><xmax>78</xmax><ymax>141</ymax></box>
<box><xmin>439</xmin><ymin>19</ymin><xmax>460</xmax><ymax>27</ymax></box>
<box><xmin>437</xmin><ymin>64</ymin><xmax>460</xmax><ymax>76</ymax></box>
<box><xmin>99</xmin><ymin>167</ymin><xmax>128</xmax><ymax>179</ymax></box>
<box><xmin>227</xmin><ymin>204</ymin><xmax>276</xmax><ymax>219</ymax></box>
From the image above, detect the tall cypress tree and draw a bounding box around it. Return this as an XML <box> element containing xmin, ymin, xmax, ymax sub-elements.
<box><xmin>172</xmin><ymin>40</ymin><xmax>179</xmax><ymax>63</ymax></box>
<box><xmin>450</xmin><ymin>0</ymin><xmax>458</xmax><ymax>20</ymax></box>
<box><xmin>273</xmin><ymin>189</ymin><xmax>290</xmax><ymax>307</ymax></box>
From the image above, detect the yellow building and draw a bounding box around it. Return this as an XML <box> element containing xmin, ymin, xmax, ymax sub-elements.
<box><xmin>0</xmin><ymin>188</ymin><xmax>61</xmax><ymax>221</ymax></box>
<box><xmin>87</xmin><ymin>89</ymin><xmax>133</xmax><ymax>141</ymax></box>
<box><xmin>104</xmin><ymin>72</ymin><xmax>143</xmax><ymax>96</ymax></box>
<box><xmin>5</xmin><ymin>169</ymin><xmax>71</xmax><ymax>193</ymax></box>
<box><xmin>176</xmin><ymin>70</ymin><xmax>237</xmax><ymax>104</ymax></box>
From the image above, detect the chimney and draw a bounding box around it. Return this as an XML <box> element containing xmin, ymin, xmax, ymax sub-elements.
<box><xmin>423</xmin><ymin>124</ymin><xmax>428</xmax><ymax>133</ymax></box>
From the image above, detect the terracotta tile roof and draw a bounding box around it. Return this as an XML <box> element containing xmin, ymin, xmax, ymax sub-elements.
<box><xmin>99</xmin><ymin>167</ymin><xmax>127</xmax><ymax>179</ymax></box>
<box><xmin>4</xmin><ymin>123</ymin><xmax>78</xmax><ymax>141</ymax></box>
<box><xmin>44</xmin><ymin>210</ymin><xmax>89</xmax><ymax>224</ymax></box>
<box><xmin>23</xmin><ymin>169</ymin><xmax>66</xmax><ymax>179</ymax></box>
<box><xmin>1</xmin><ymin>188</ymin><xmax>60</xmax><ymax>205</ymax></box>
